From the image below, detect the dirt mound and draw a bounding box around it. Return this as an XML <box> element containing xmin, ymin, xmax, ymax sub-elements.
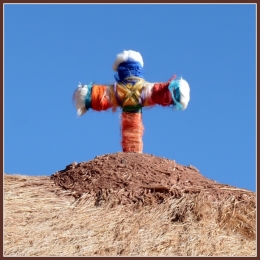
<box><xmin>4</xmin><ymin>154</ymin><xmax>256</xmax><ymax>256</ymax></box>
<box><xmin>51</xmin><ymin>152</ymin><xmax>253</xmax><ymax>207</ymax></box>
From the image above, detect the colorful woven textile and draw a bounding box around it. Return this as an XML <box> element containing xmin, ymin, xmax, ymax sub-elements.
<box><xmin>73</xmin><ymin>50</ymin><xmax>190</xmax><ymax>153</ymax></box>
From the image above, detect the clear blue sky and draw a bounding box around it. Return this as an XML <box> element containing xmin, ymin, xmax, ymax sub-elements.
<box><xmin>4</xmin><ymin>4</ymin><xmax>256</xmax><ymax>192</ymax></box>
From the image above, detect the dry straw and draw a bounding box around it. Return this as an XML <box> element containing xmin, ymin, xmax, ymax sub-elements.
<box><xmin>4</xmin><ymin>174</ymin><xmax>256</xmax><ymax>257</ymax></box>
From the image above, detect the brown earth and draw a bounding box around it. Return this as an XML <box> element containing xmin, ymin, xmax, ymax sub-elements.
<box><xmin>51</xmin><ymin>152</ymin><xmax>254</xmax><ymax>208</ymax></box>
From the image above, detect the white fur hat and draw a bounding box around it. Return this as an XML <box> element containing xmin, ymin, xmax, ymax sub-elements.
<box><xmin>112</xmin><ymin>50</ymin><xmax>144</xmax><ymax>71</ymax></box>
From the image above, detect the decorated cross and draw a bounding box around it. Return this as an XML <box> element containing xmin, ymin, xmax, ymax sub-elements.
<box><xmin>73</xmin><ymin>50</ymin><xmax>190</xmax><ymax>153</ymax></box>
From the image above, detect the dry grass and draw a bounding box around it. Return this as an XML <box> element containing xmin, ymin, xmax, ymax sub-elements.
<box><xmin>4</xmin><ymin>174</ymin><xmax>256</xmax><ymax>257</ymax></box>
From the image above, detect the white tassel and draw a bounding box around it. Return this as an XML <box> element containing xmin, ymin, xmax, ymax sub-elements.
<box><xmin>73</xmin><ymin>83</ymin><xmax>88</xmax><ymax>116</ymax></box>
<box><xmin>178</xmin><ymin>78</ymin><xmax>190</xmax><ymax>110</ymax></box>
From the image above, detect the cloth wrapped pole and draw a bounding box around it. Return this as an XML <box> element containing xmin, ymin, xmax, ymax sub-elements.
<box><xmin>121</xmin><ymin>112</ymin><xmax>144</xmax><ymax>153</ymax></box>
<box><xmin>73</xmin><ymin>50</ymin><xmax>190</xmax><ymax>153</ymax></box>
<box><xmin>112</xmin><ymin>52</ymin><xmax>145</xmax><ymax>153</ymax></box>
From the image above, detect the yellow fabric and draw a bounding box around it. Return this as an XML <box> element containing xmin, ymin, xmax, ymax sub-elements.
<box><xmin>116</xmin><ymin>78</ymin><xmax>145</xmax><ymax>107</ymax></box>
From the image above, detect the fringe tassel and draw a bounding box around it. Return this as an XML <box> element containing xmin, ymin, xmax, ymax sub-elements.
<box><xmin>72</xmin><ymin>83</ymin><xmax>89</xmax><ymax>116</ymax></box>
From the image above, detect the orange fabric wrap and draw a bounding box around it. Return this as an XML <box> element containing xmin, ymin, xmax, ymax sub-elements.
<box><xmin>121</xmin><ymin>112</ymin><xmax>144</xmax><ymax>153</ymax></box>
<box><xmin>91</xmin><ymin>85</ymin><xmax>113</xmax><ymax>111</ymax></box>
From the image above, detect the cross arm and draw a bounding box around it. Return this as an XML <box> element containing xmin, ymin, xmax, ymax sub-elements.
<box><xmin>73</xmin><ymin>77</ymin><xmax>190</xmax><ymax>116</ymax></box>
